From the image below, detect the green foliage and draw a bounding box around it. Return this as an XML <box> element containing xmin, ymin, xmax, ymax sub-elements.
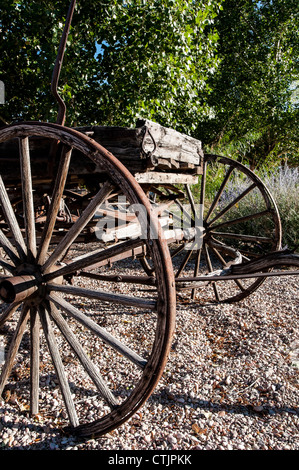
<box><xmin>197</xmin><ymin>0</ymin><xmax>299</xmax><ymax>168</ymax></box>
<box><xmin>92</xmin><ymin>0</ymin><xmax>222</xmax><ymax>132</ymax></box>
<box><xmin>0</xmin><ymin>0</ymin><xmax>223</xmax><ymax>130</ymax></box>
<box><xmin>0</xmin><ymin>0</ymin><xmax>297</xmax><ymax>170</ymax></box>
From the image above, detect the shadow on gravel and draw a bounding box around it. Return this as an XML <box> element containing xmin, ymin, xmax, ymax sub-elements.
<box><xmin>149</xmin><ymin>388</ymin><xmax>299</xmax><ymax>418</ymax></box>
<box><xmin>0</xmin><ymin>404</ymin><xmax>84</xmax><ymax>450</ymax></box>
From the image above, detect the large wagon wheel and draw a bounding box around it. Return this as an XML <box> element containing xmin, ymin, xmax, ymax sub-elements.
<box><xmin>0</xmin><ymin>122</ymin><xmax>176</xmax><ymax>438</ymax></box>
<box><xmin>146</xmin><ymin>154</ymin><xmax>282</xmax><ymax>303</ymax></box>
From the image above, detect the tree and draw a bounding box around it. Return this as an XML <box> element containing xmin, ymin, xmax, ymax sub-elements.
<box><xmin>0</xmin><ymin>0</ymin><xmax>223</xmax><ymax>132</ymax></box>
<box><xmin>197</xmin><ymin>0</ymin><xmax>299</xmax><ymax>168</ymax></box>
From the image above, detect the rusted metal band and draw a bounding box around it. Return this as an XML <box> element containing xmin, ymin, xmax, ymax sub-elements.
<box><xmin>51</xmin><ymin>0</ymin><xmax>77</xmax><ymax>126</ymax></box>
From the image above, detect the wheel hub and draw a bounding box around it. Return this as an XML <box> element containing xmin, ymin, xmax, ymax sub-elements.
<box><xmin>0</xmin><ymin>262</ymin><xmax>64</xmax><ymax>304</ymax></box>
<box><xmin>0</xmin><ymin>267</ymin><xmax>44</xmax><ymax>304</ymax></box>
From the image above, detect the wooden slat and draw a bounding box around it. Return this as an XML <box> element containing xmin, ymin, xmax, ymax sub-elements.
<box><xmin>39</xmin><ymin>304</ymin><xmax>79</xmax><ymax>428</ymax></box>
<box><xmin>43</xmin><ymin>237</ymin><xmax>145</xmax><ymax>282</ymax></box>
<box><xmin>37</xmin><ymin>145</ymin><xmax>73</xmax><ymax>265</ymax></box>
<box><xmin>42</xmin><ymin>180</ymin><xmax>114</xmax><ymax>273</ymax></box>
<box><xmin>0</xmin><ymin>175</ymin><xmax>26</xmax><ymax>260</ymax></box>
<box><xmin>48</xmin><ymin>302</ymin><xmax>119</xmax><ymax>408</ymax></box>
<box><xmin>47</xmin><ymin>293</ymin><xmax>147</xmax><ymax>369</ymax></box>
<box><xmin>0</xmin><ymin>304</ymin><xmax>30</xmax><ymax>396</ymax></box>
<box><xmin>19</xmin><ymin>137</ymin><xmax>37</xmax><ymax>259</ymax></box>
<box><xmin>135</xmin><ymin>172</ymin><xmax>199</xmax><ymax>185</ymax></box>
<box><xmin>47</xmin><ymin>283</ymin><xmax>157</xmax><ymax>310</ymax></box>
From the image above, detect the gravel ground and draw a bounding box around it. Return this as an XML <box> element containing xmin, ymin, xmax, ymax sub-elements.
<box><xmin>0</xmin><ymin>260</ymin><xmax>298</xmax><ymax>451</ymax></box>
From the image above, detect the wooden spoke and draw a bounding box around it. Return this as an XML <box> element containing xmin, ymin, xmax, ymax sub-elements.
<box><xmin>204</xmin><ymin>244</ymin><xmax>220</xmax><ymax>301</ymax></box>
<box><xmin>210</xmin><ymin>209</ymin><xmax>270</xmax><ymax>232</ymax></box>
<box><xmin>210</xmin><ymin>231</ymin><xmax>274</xmax><ymax>244</ymax></box>
<box><xmin>0</xmin><ymin>229</ymin><xmax>21</xmax><ymax>266</ymax></box>
<box><xmin>47</xmin><ymin>283</ymin><xmax>157</xmax><ymax>310</ymax></box>
<box><xmin>0</xmin><ymin>175</ymin><xmax>26</xmax><ymax>260</ymax></box>
<box><xmin>209</xmin><ymin>243</ymin><xmax>227</xmax><ymax>266</ymax></box>
<box><xmin>185</xmin><ymin>184</ymin><xmax>196</xmax><ymax>219</ymax></box>
<box><xmin>175</xmin><ymin>245</ymin><xmax>194</xmax><ymax>278</ymax></box>
<box><xmin>0</xmin><ymin>258</ymin><xmax>15</xmax><ymax>274</ymax></box>
<box><xmin>19</xmin><ymin>137</ymin><xmax>37</xmax><ymax>259</ymax></box>
<box><xmin>208</xmin><ymin>182</ymin><xmax>256</xmax><ymax>226</ymax></box>
<box><xmin>0</xmin><ymin>301</ymin><xmax>21</xmax><ymax>328</ymax></box>
<box><xmin>191</xmin><ymin>247</ymin><xmax>202</xmax><ymax>300</ymax></box>
<box><xmin>44</xmin><ymin>237</ymin><xmax>145</xmax><ymax>282</ymax></box>
<box><xmin>204</xmin><ymin>165</ymin><xmax>234</xmax><ymax>222</ymax></box>
<box><xmin>233</xmin><ymin>277</ymin><xmax>246</xmax><ymax>292</ymax></box>
<box><xmin>30</xmin><ymin>307</ymin><xmax>40</xmax><ymax>416</ymax></box>
<box><xmin>47</xmin><ymin>301</ymin><xmax>119</xmax><ymax>409</ymax></box>
<box><xmin>42</xmin><ymin>180</ymin><xmax>115</xmax><ymax>273</ymax></box>
<box><xmin>47</xmin><ymin>293</ymin><xmax>147</xmax><ymax>370</ymax></box>
<box><xmin>39</xmin><ymin>303</ymin><xmax>80</xmax><ymax>428</ymax></box>
<box><xmin>78</xmin><ymin>271</ymin><xmax>156</xmax><ymax>286</ymax></box>
<box><xmin>0</xmin><ymin>304</ymin><xmax>30</xmax><ymax>396</ymax></box>
<box><xmin>37</xmin><ymin>145</ymin><xmax>73</xmax><ymax>265</ymax></box>
<box><xmin>199</xmin><ymin>160</ymin><xmax>207</xmax><ymax>208</ymax></box>
<box><xmin>171</xmin><ymin>241</ymin><xmax>188</xmax><ymax>259</ymax></box>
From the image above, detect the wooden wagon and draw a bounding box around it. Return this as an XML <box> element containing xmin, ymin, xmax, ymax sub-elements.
<box><xmin>0</xmin><ymin>0</ymin><xmax>298</xmax><ymax>438</ymax></box>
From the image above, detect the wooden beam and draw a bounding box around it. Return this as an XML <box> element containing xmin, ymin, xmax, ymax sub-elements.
<box><xmin>134</xmin><ymin>172</ymin><xmax>199</xmax><ymax>185</ymax></box>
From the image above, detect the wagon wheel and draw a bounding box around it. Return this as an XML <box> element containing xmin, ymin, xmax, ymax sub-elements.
<box><xmin>146</xmin><ymin>154</ymin><xmax>282</xmax><ymax>303</ymax></box>
<box><xmin>0</xmin><ymin>122</ymin><xmax>176</xmax><ymax>438</ymax></box>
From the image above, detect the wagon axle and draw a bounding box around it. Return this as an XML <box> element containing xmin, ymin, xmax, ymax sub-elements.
<box><xmin>0</xmin><ymin>274</ymin><xmax>40</xmax><ymax>304</ymax></box>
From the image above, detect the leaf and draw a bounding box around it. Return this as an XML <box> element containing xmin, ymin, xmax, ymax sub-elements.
<box><xmin>191</xmin><ymin>423</ymin><xmax>207</xmax><ymax>435</ymax></box>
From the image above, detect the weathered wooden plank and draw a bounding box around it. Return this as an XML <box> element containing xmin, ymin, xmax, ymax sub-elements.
<box><xmin>48</xmin><ymin>302</ymin><xmax>119</xmax><ymax>408</ymax></box>
<box><xmin>0</xmin><ymin>120</ymin><xmax>203</xmax><ymax>181</ymax></box>
<box><xmin>39</xmin><ymin>304</ymin><xmax>79</xmax><ymax>428</ymax></box>
<box><xmin>0</xmin><ymin>305</ymin><xmax>30</xmax><ymax>397</ymax></box>
<box><xmin>76</xmin><ymin>119</ymin><xmax>203</xmax><ymax>171</ymax></box>
<box><xmin>136</xmin><ymin>119</ymin><xmax>203</xmax><ymax>165</ymax></box>
<box><xmin>47</xmin><ymin>293</ymin><xmax>148</xmax><ymax>369</ymax></box>
<box><xmin>47</xmin><ymin>283</ymin><xmax>157</xmax><ymax>310</ymax></box>
<box><xmin>134</xmin><ymin>172</ymin><xmax>199</xmax><ymax>185</ymax></box>
<box><xmin>145</xmin><ymin>144</ymin><xmax>201</xmax><ymax>165</ymax></box>
<box><xmin>30</xmin><ymin>307</ymin><xmax>40</xmax><ymax>416</ymax></box>
<box><xmin>156</xmin><ymin>158</ymin><xmax>180</xmax><ymax>169</ymax></box>
<box><xmin>19</xmin><ymin>137</ymin><xmax>37</xmax><ymax>259</ymax></box>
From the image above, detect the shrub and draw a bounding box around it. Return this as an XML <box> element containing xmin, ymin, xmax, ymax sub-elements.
<box><xmin>260</xmin><ymin>166</ymin><xmax>299</xmax><ymax>250</ymax></box>
<box><xmin>216</xmin><ymin>165</ymin><xmax>299</xmax><ymax>251</ymax></box>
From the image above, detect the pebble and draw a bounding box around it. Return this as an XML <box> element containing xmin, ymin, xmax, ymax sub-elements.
<box><xmin>0</xmin><ymin>261</ymin><xmax>298</xmax><ymax>450</ymax></box>
<box><xmin>253</xmin><ymin>405</ymin><xmax>264</xmax><ymax>412</ymax></box>
<box><xmin>167</xmin><ymin>435</ymin><xmax>177</xmax><ymax>445</ymax></box>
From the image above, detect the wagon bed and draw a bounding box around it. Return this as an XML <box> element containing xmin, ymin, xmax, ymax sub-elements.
<box><xmin>76</xmin><ymin>118</ymin><xmax>204</xmax><ymax>183</ymax></box>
